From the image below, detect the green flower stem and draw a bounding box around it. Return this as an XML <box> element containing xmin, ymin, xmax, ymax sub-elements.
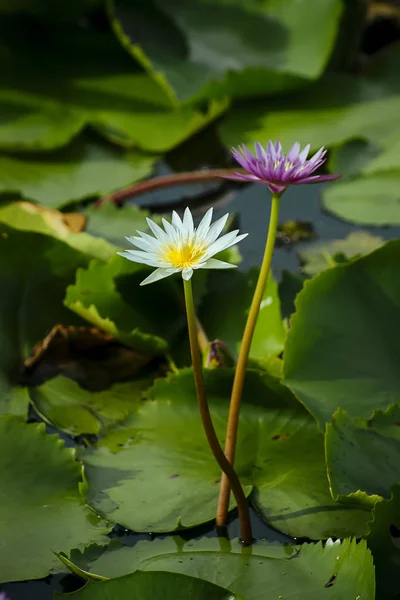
<box><xmin>183</xmin><ymin>278</ymin><xmax>253</xmax><ymax>545</ymax></box>
<box><xmin>216</xmin><ymin>193</ymin><xmax>281</xmax><ymax>527</ymax></box>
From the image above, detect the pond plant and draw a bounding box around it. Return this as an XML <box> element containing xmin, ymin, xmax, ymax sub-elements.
<box><xmin>1</xmin><ymin>2</ymin><xmax>400</xmax><ymax>599</ymax></box>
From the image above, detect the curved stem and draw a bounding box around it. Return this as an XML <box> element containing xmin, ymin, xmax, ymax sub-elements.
<box><xmin>183</xmin><ymin>278</ymin><xmax>253</xmax><ymax>545</ymax></box>
<box><xmin>216</xmin><ymin>193</ymin><xmax>281</xmax><ymax>527</ymax></box>
<box><xmin>96</xmin><ymin>168</ymin><xmax>245</xmax><ymax>206</ymax></box>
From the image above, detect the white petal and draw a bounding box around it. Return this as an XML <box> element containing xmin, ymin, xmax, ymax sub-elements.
<box><xmin>206</xmin><ymin>231</ymin><xmax>248</xmax><ymax>258</ymax></box>
<box><xmin>195</xmin><ymin>207</ymin><xmax>213</xmax><ymax>240</ymax></box>
<box><xmin>182</xmin><ymin>207</ymin><xmax>194</xmax><ymax>238</ymax></box>
<box><xmin>140</xmin><ymin>268</ymin><xmax>173</xmax><ymax>286</ymax></box>
<box><xmin>125</xmin><ymin>236</ymin><xmax>155</xmax><ymax>252</ymax></box>
<box><xmin>117</xmin><ymin>250</ymin><xmax>160</xmax><ymax>267</ymax></box>
<box><xmin>146</xmin><ymin>218</ymin><xmax>168</xmax><ymax>241</ymax></box>
<box><xmin>171</xmin><ymin>211</ymin><xmax>183</xmax><ymax>231</ymax></box>
<box><xmin>200</xmin><ymin>258</ymin><xmax>237</xmax><ymax>269</ymax></box>
<box><xmin>204</xmin><ymin>213</ymin><xmax>229</xmax><ymax>245</ymax></box>
<box><xmin>181</xmin><ymin>268</ymin><xmax>193</xmax><ymax>280</ymax></box>
<box><xmin>162</xmin><ymin>218</ymin><xmax>179</xmax><ymax>242</ymax></box>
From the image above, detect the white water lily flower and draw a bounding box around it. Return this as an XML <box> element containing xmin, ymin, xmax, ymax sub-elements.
<box><xmin>118</xmin><ymin>207</ymin><xmax>248</xmax><ymax>286</ymax></box>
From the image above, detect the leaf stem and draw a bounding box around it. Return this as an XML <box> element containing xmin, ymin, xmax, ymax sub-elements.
<box><xmin>96</xmin><ymin>168</ymin><xmax>245</xmax><ymax>206</ymax></box>
<box><xmin>216</xmin><ymin>193</ymin><xmax>281</xmax><ymax>527</ymax></box>
<box><xmin>183</xmin><ymin>277</ymin><xmax>253</xmax><ymax>545</ymax></box>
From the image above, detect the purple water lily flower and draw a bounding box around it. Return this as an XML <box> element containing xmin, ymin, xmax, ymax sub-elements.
<box><xmin>223</xmin><ymin>141</ymin><xmax>341</xmax><ymax>194</ymax></box>
<box><xmin>0</xmin><ymin>593</ymin><xmax>9</xmax><ymax>600</ymax></box>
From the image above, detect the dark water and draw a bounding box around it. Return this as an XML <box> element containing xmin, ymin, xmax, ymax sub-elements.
<box><xmin>3</xmin><ymin>177</ymin><xmax>400</xmax><ymax>599</ymax></box>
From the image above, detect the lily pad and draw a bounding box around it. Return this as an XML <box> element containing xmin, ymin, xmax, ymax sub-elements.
<box><xmin>62</xmin><ymin>536</ymin><xmax>295</xmax><ymax>580</ymax></box>
<box><xmin>80</xmin><ymin>368</ymin><xmax>369</xmax><ymax>538</ymax></box>
<box><xmin>81</xmin><ymin>202</ymin><xmax>161</xmax><ymax>249</ymax></box>
<box><xmin>0</xmin><ymin>95</ymin><xmax>86</xmax><ymax>151</ymax></box>
<box><xmin>0</xmin><ymin>224</ymin><xmax>96</xmax><ymax>415</ymax></box>
<box><xmin>0</xmin><ymin>201</ymin><xmax>116</xmax><ymax>261</ymax></box>
<box><xmin>62</xmin><ymin>536</ymin><xmax>374</xmax><ymax>600</ymax></box>
<box><xmin>0</xmin><ymin>138</ymin><xmax>156</xmax><ymax>208</ymax></box>
<box><xmin>284</xmin><ymin>240</ymin><xmax>400</xmax><ymax>427</ymax></box>
<box><xmin>110</xmin><ymin>0</ymin><xmax>342</xmax><ymax>103</ymax></box>
<box><xmin>29</xmin><ymin>375</ymin><xmax>152</xmax><ymax>437</ymax></box>
<box><xmin>64</xmin><ymin>254</ymin><xmax>183</xmax><ymax>356</ymax></box>
<box><xmin>326</xmin><ymin>406</ymin><xmax>400</xmax><ymax>505</ymax></box>
<box><xmin>0</xmin><ymin>416</ymin><xmax>110</xmax><ymax>583</ymax></box>
<box><xmin>322</xmin><ymin>170</ymin><xmax>400</xmax><ymax>225</ymax></box>
<box><xmin>199</xmin><ymin>270</ymin><xmax>286</xmax><ymax>359</ymax></box>
<box><xmin>367</xmin><ymin>484</ymin><xmax>400</xmax><ymax>600</ymax></box>
<box><xmin>55</xmin><ymin>570</ymin><xmax>243</xmax><ymax>600</ymax></box>
<box><xmin>299</xmin><ymin>232</ymin><xmax>384</xmax><ymax>276</ymax></box>
<box><xmin>0</xmin><ymin>23</ymin><xmax>229</xmax><ymax>153</ymax></box>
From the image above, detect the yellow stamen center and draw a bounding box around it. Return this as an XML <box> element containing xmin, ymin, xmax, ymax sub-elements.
<box><xmin>161</xmin><ymin>242</ymin><xmax>205</xmax><ymax>269</ymax></box>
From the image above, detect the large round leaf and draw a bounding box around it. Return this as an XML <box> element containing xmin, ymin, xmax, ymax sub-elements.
<box><xmin>0</xmin><ymin>138</ymin><xmax>156</xmax><ymax>208</ymax></box>
<box><xmin>284</xmin><ymin>241</ymin><xmax>400</xmax><ymax>428</ymax></box>
<box><xmin>326</xmin><ymin>406</ymin><xmax>400</xmax><ymax>505</ymax></box>
<box><xmin>29</xmin><ymin>375</ymin><xmax>152</xmax><ymax>437</ymax></box>
<box><xmin>0</xmin><ymin>201</ymin><xmax>115</xmax><ymax>262</ymax></box>
<box><xmin>322</xmin><ymin>170</ymin><xmax>400</xmax><ymax>225</ymax></box>
<box><xmin>80</xmin><ymin>369</ymin><xmax>369</xmax><ymax>538</ymax></box>
<box><xmin>55</xmin><ymin>570</ymin><xmax>243</xmax><ymax>600</ymax></box>
<box><xmin>0</xmin><ymin>416</ymin><xmax>110</xmax><ymax>583</ymax></box>
<box><xmin>62</xmin><ymin>536</ymin><xmax>375</xmax><ymax>600</ymax></box>
<box><xmin>110</xmin><ymin>0</ymin><xmax>342</xmax><ymax>103</ymax></box>
<box><xmin>0</xmin><ymin>95</ymin><xmax>86</xmax><ymax>151</ymax></box>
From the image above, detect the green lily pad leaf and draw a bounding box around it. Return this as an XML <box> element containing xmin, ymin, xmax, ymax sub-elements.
<box><xmin>199</xmin><ymin>270</ymin><xmax>286</xmax><ymax>358</ymax></box>
<box><xmin>64</xmin><ymin>254</ymin><xmax>183</xmax><ymax>356</ymax></box>
<box><xmin>55</xmin><ymin>570</ymin><xmax>243</xmax><ymax>600</ymax></box>
<box><xmin>322</xmin><ymin>170</ymin><xmax>400</xmax><ymax>225</ymax></box>
<box><xmin>0</xmin><ymin>416</ymin><xmax>110</xmax><ymax>583</ymax></box>
<box><xmin>1</xmin><ymin>22</ymin><xmax>228</xmax><ymax>153</ymax></box>
<box><xmin>299</xmin><ymin>232</ymin><xmax>384</xmax><ymax>276</ymax></box>
<box><xmin>110</xmin><ymin>0</ymin><xmax>342</xmax><ymax>104</ymax></box>
<box><xmin>0</xmin><ymin>201</ymin><xmax>116</xmax><ymax>261</ymax></box>
<box><xmin>362</xmin><ymin>135</ymin><xmax>400</xmax><ymax>175</ymax></box>
<box><xmin>93</xmin><ymin>96</ymin><xmax>229</xmax><ymax>152</ymax></box>
<box><xmin>0</xmin><ymin>224</ymin><xmax>97</xmax><ymax>415</ymax></box>
<box><xmin>327</xmin><ymin>139</ymin><xmax>382</xmax><ymax>177</ymax></box>
<box><xmin>0</xmin><ymin>96</ymin><xmax>86</xmax><ymax>151</ymax></box>
<box><xmin>80</xmin><ymin>368</ymin><xmax>369</xmax><ymax>538</ymax></box>
<box><xmin>64</xmin><ymin>536</ymin><xmax>375</xmax><ymax>600</ymax></box>
<box><xmin>367</xmin><ymin>484</ymin><xmax>400</xmax><ymax>600</ymax></box>
<box><xmin>326</xmin><ymin>406</ymin><xmax>400</xmax><ymax>507</ymax></box>
<box><xmin>63</xmin><ymin>536</ymin><xmax>296</xmax><ymax>580</ymax></box>
<box><xmin>81</xmin><ymin>202</ymin><xmax>160</xmax><ymax>249</ymax></box>
<box><xmin>0</xmin><ymin>137</ymin><xmax>156</xmax><ymax>208</ymax></box>
<box><xmin>284</xmin><ymin>240</ymin><xmax>400</xmax><ymax>428</ymax></box>
<box><xmin>29</xmin><ymin>375</ymin><xmax>152</xmax><ymax>437</ymax></box>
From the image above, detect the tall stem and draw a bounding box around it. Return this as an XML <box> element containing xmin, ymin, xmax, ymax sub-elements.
<box><xmin>183</xmin><ymin>278</ymin><xmax>253</xmax><ymax>545</ymax></box>
<box><xmin>216</xmin><ymin>193</ymin><xmax>281</xmax><ymax>527</ymax></box>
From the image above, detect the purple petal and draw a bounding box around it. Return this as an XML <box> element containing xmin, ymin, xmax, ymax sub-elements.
<box><xmin>274</xmin><ymin>141</ymin><xmax>283</xmax><ymax>161</ymax></box>
<box><xmin>267</xmin><ymin>182</ymin><xmax>287</xmax><ymax>194</ymax></box>
<box><xmin>255</xmin><ymin>141</ymin><xmax>267</xmax><ymax>162</ymax></box>
<box><xmin>286</xmin><ymin>141</ymin><xmax>301</xmax><ymax>163</ymax></box>
<box><xmin>292</xmin><ymin>174</ymin><xmax>342</xmax><ymax>185</ymax></box>
<box><xmin>298</xmin><ymin>143</ymin><xmax>311</xmax><ymax>163</ymax></box>
<box><xmin>220</xmin><ymin>172</ymin><xmax>262</xmax><ymax>183</ymax></box>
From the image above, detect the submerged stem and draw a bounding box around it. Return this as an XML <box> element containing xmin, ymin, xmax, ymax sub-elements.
<box><xmin>216</xmin><ymin>193</ymin><xmax>281</xmax><ymax>527</ymax></box>
<box><xmin>183</xmin><ymin>278</ymin><xmax>253</xmax><ymax>545</ymax></box>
